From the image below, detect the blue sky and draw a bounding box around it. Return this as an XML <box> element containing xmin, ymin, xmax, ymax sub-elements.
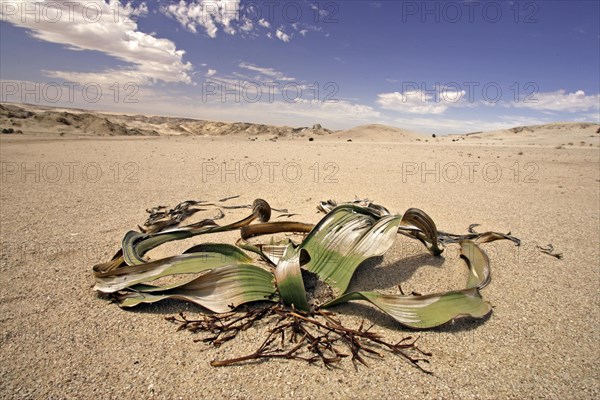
<box><xmin>1</xmin><ymin>0</ymin><xmax>599</xmax><ymax>133</ymax></box>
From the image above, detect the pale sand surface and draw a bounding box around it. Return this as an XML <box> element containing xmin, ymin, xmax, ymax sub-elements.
<box><xmin>1</xmin><ymin>134</ymin><xmax>599</xmax><ymax>399</ymax></box>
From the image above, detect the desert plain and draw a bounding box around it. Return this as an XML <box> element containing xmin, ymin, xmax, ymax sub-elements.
<box><xmin>0</xmin><ymin>103</ymin><xmax>599</xmax><ymax>399</ymax></box>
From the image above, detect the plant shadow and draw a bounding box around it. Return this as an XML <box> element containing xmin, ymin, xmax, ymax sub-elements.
<box><xmin>346</xmin><ymin>253</ymin><xmax>445</xmax><ymax>293</ymax></box>
<box><xmin>108</xmin><ymin>297</ymin><xmax>222</xmax><ymax>316</ymax></box>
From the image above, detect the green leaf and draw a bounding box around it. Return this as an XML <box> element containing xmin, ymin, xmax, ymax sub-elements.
<box><xmin>461</xmin><ymin>240</ymin><xmax>491</xmax><ymax>289</ymax></box>
<box><xmin>116</xmin><ymin>264</ymin><xmax>277</xmax><ymax>313</ymax></box>
<box><xmin>94</xmin><ymin>243</ymin><xmax>252</xmax><ymax>293</ymax></box>
<box><xmin>274</xmin><ymin>244</ymin><xmax>309</xmax><ymax>310</ymax></box>
<box><xmin>323</xmin><ymin>239</ymin><xmax>494</xmax><ymax>328</ymax></box>
<box><xmin>324</xmin><ymin>288</ymin><xmax>491</xmax><ymax>329</ymax></box>
<box><xmin>290</xmin><ymin>205</ymin><xmax>402</xmax><ymax>296</ymax></box>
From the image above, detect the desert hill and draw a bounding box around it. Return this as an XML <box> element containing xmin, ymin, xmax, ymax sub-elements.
<box><xmin>0</xmin><ymin>103</ymin><xmax>334</xmax><ymax>138</ymax></box>
<box><xmin>1</xmin><ymin>103</ymin><xmax>598</xmax><ymax>146</ymax></box>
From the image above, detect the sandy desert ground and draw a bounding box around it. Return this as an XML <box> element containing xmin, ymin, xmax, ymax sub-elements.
<box><xmin>0</xmin><ymin>104</ymin><xmax>599</xmax><ymax>399</ymax></box>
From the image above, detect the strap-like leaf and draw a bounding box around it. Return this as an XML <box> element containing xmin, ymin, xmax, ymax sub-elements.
<box><xmin>324</xmin><ymin>289</ymin><xmax>491</xmax><ymax>329</ymax></box>
<box><xmin>289</xmin><ymin>205</ymin><xmax>402</xmax><ymax>296</ymax></box>
<box><xmin>461</xmin><ymin>240</ymin><xmax>491</xmax><ymax>289</ymax></box>
<box><xmin>240</xmin><ymin>222</ymin><xmax>314</xmax><ymax>239</ymax></box>
<box><xmin>116</xmin><ymin>264</ymin><xmax>277</xmax><ymax>313</ymax></box>
<box><xmin>274</xmin><ymin>245</ymin><xmax>309</xmax><ymax>310</ymax></box>
<box><xmin>94</xmin><ymin>243</ymin><xmax>252</xmax><ymax>293</ymax></box>
<box><xmin>322</xmin><ymin>239</ymin><xmax>494</xmax><ymax>328</ymax></box>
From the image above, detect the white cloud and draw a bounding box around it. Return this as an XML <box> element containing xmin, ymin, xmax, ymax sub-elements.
<box><xmin>206</xmin><ymin>69</ymin><xmax>217</xmax><ymax>77</ymax></box>
<box><xmin>1</xmin><ymin>1</ymin><xmax>192</xmax><ymax>85</ymax></box>
<box><xmin>238</xmin><ymin>62</ymin><xmax>294</xmax><ymax>81</ymax></box>
<box><xmin>377</xmin><ymin>89</ymin><xmax>466</xmax><ymax>114</ymax></box>
<box><xmin>239</xmin><ymin>17</ymin><xmax>253</xmax><ymax>32</ymax></box>
<box><xmin>309</xmin><ymin>3</ymin><xmax>328</xmax><ymax>17</ymax></box>
<box><xmin>290</xmin><ymin>100</ymin><xmax>381</xmax><ymax>121</ymax></box>
<box><xmin>163</xmin><ymin>0</ymin><xmax>241</xmax><ymax>38</ymax></box>
<box><xmin>162</xmin><ymin>2</ymin><xmax>324</xmax><ymax>41</ymax></box>
<box><xmin>291</xmin><ymin>22</ymin><xmax>323</xmax><ymax>36</ymax></box>
<box><xmin>202</xmin><ymin>63</ymin><xmax>299</xmax><ymax>102</ymax></box>
<box><xmin>510</xmin><ymin>89</ymin><xmax>600</xmax><ymax>112</ymax></box>
<box><xmin>275</xmin><ymin>29</ymin><xmax>291</xmax><ymax>43</ymax></box>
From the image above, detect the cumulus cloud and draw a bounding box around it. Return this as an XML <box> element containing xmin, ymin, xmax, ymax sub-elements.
<box><xmin>163</xmin><ymin>0</ymin><xmax>255</xmax><ymax>38</ymax></box>
<box><xmin>275</xmin><ymin>28</ymin><xmax>291</xmax><ymax>42</ymax></box>
<box><xmin>162</xmin><ymin>1</ymin><xmax>324</xmax><ymax>41</ymax></box>
<box><xmin>1</xmin><ymin>0</ymin><xmax>192</xmax><ymax>85</ymax></box>
<box><xmin>377</xmin><ymin>89</ymin><xmax>466</xmax><ymax>114</ymax></box>
<box><xmin>510</xmin><ymin>89</ymin><xmax>600</xmax><ymax>112</ymax></box>
<box><xmin>206</xmin><ymin>69</ymin><xmax>217</xmax><ymax>77</ymax></box>
<box><xmin>239</xmin><ymin>17</ymin><xmax>253</xmax><ymax>32</ymax></box>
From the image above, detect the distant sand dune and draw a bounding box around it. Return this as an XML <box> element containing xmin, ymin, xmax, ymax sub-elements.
<box><xmin>453</xmin><ymin>122</ymin><xmax>600</xmax><ymax>147</ymax></box>
<box><xmin>333</xmin><ymin>124</ymin><xmax>426</xmax><ymax>142</ymax></box>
